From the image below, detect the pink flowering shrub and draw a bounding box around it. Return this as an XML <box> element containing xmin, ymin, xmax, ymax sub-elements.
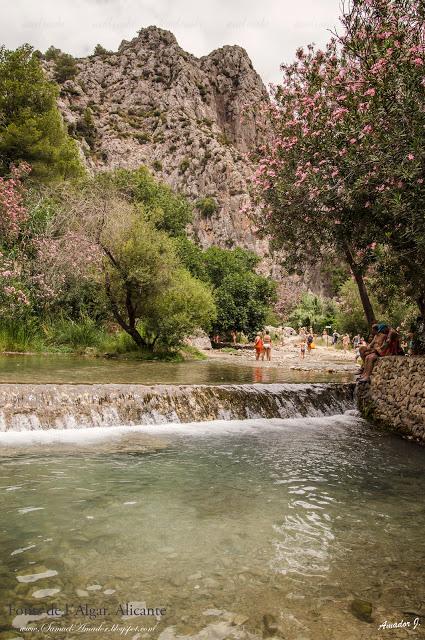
<box><xmin>254</xmin><ymin>0</ymin><xmax>425</xmax><ymax>323</ymax></box>
<box><xmin>0</xmin><ymin>164</ymin><xmax>32</xmax><ymax>318</ymax></box>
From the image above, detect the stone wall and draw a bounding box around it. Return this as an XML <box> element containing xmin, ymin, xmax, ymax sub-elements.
<box><xmin>357</xmin><ymin>356</ymin><xmax>425</xmax><ymax>443</ymax></box>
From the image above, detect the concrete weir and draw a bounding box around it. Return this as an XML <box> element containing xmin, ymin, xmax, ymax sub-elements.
<box><xmin>0</xmin><ymin>383</ymin><xmax>355</xmax><ymax>431</ymax></box>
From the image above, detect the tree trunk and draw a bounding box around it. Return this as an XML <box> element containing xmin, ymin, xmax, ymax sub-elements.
<box><xmin>418</xmin><ymin>295</ymin><xmax>425</xmax><ymax>321</ymax></box>
<box><xmin>343</xmin><ymin>245</ymin><xmax>376</xmax><ymax>328</ymax></box>
<box><xmin>104</xmin><ymin>272</ymin><xmax>147</xmax><ymax>349</ymax></box>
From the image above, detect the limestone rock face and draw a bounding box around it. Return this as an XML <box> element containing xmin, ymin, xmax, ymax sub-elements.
<box><xmin>48</xmin><ymin>26</ymin><xmax>270</xmax><ymax>255</ymax></box>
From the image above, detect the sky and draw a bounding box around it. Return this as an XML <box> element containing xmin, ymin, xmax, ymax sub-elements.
<box><xmin>1</xmin><ymin>0</ymin><xmax>342</xmax><ymax>85</ymax></box>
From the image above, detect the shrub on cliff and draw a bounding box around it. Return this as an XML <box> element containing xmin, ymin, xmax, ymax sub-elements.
<box><xmin>54</xmin><ymin>53</ymin><xmax>78</xmax><ymax>82</ymax></box>
<box><xmin>196</xmin><ymin>196</ymin><xmax>218</xmax><ymax>217</ymax></box>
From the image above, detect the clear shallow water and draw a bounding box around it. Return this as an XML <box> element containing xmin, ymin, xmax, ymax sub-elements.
<box><xmin>0</xmin><ymin>354</ymin><xmax>353</xmax><ymax>385</ymax></box>
<box><xmin>0</xmin><ymin>415</ymin><xmax>424</xmax><ymax>639</ymax></box>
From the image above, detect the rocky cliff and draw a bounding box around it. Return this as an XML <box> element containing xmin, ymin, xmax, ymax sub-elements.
<box><xmin>48</xmin><ymin>27</ymin><xmax>271</xmax><ymax>256</ymax></box>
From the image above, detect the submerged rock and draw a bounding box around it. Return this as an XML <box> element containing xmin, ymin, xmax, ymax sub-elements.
<box><xmin>262</xmin><ymin>613</ymin><xmax>279</xmax><ymax>637</ymax></box>
<box><xmin>350</xmin><ymin>599</ymin><xmax>373</xmax><ymax>623</ymax></box>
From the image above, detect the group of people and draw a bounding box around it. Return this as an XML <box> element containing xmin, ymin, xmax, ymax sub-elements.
<box><xmin>357</xmin><ymin>323</ymin><xmax>403</xmax><ymax>383</ymax></box>
<box><xmin>254</xmin><ymin>331</ymin><xmax>273</xmax><ymax>361</ymax></box>
<box><xmin>239</xmin><ymin>322</ymin><xmax>405</xmax><ymax>377</ymax></box>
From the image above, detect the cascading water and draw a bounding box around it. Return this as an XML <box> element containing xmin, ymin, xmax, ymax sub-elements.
<box><xmin>0</xmin><ymin>382</ymin><xmax>355</xmax><ymax>431</ymax></box>
<box><xmin>1</xmin><ymin>381</ymin><xmax>425</xmax><ymax>640</ymax></box>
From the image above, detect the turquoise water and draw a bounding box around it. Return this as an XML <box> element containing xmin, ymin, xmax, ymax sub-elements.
<box><xmin>0</xmin><ymin>414</ymin><xmax>424</xmax><ymax>639</ymax></box>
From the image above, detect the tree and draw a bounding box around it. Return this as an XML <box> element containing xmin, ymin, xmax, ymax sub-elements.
<box><xmin>254</xmin><ymin>0</ymin><xmax>425</xmax><ymax>330</ymax></box>
<box><xmin>93</xmin><ymin>44</ymin><xmax>111</xmax><ymax>56</ymax></box>
<box><xmin>289</xmin><ymin>293</ymin><xmax>337</xmax><ymax>333</ymax></box>
<box><xmin>254</xmin><ymin>39</ymin><xmax>379</xmax><ymax>326</ymax></box>
<box><xmin>0</xmin><ymin>45</ymin><xmax>82</xmax><ymax>180</ymax></box>
<box><xmin>54</xmin><ymin>53</ymin><xmax>77</xmax><ymax>82</ymax></box>
<box><xmin>200</xmin><ymin>247</ymin><xmax>276</xmax><ymax>337</ymax></box>
<box><xmin>100</xmin><ymin>167</ymin><xmax>193</xmax><ymax>237</ymax></box>
<box><xmin>338</xmin><ymin>0</ymin><xmax>425</xmax><ymax>330</ymax></box>
<box><xmin>143</xmin><ymin>269</ymin><xmax>216</xmax><ymax>348</ymax></box>
<box><xmin>36</xmin><ymin>178</ymin><xmax>215</xmax><ymax>350</ymax></box>
<box><xmin>44</xmin><ymin>46</ymin><xmax>62</xmax><ymax>61</ymax></box>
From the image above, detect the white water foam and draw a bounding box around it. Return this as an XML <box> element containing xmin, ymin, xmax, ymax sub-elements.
<box><xmin>0</xmin><ymin>412</ymin><xmax>362</xmax><ymax>447</ymax></box>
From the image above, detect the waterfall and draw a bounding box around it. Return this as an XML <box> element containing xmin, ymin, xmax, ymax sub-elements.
<box><xmin>0</xmin><ymin>383</ymin><xmax>355</xmax><ymax>431</ymax></box>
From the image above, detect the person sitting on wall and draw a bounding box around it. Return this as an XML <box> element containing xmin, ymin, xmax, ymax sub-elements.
<box><xmin>358</xmin><ymin>324</ymin><xmax>379</xmax><ymax>366</ymax></box>
<box><xmin>357</xmin><ymin>324</ymin><xmax>403</xmax><ymax>383</ymax></box>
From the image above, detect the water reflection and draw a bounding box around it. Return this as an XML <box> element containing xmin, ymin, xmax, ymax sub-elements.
<box><xmin>0</xmin><ymin>354</ymin><xmax>353</xmax><ymax>385</ymax></box>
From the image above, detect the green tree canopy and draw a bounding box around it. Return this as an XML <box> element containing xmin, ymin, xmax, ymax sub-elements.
<box><xmin>97</xmin><ymin>167</ymin><xmax>193</xmax><ymax>237</ymax></box>
<box><xmin>0</xmin><ymin>45</ymin><xmax>82</xmax><ymax>180</ymax></box>
<box><xmin>179</xmin><ymin>244</ymin><xmax>276</xmax><ymax>338</ymax></box>
<box><xmin>289</xmin><ymin>293</ymin><xmax>337</xmax><ymax>333</ymax></box>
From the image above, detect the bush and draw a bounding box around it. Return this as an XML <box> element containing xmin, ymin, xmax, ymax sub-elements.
<box><xmin>76</xmin><ymin>108</ymin><xmax>96</xmax><ymax>148</ymax></box>
<box><xmin>94</xmin><ymin>44</ymin><xmax>111</xmax><ymax>56</ymax></box>
<box><xmin>179</xmin><ymin>158</ymin><xmax>190</xmax><ymax>174</ymax></box>
<box><xmin>196</xmin><ymin>196</ymin><xmax>218</xmax><ymax>217</ymax></box>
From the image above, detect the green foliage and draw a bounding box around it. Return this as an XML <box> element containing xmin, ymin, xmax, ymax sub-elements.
<box><xmin>0</xmin><ymin>45</ymin><xmax>83</xmax><ymax>179</ymax></box>
<box><xmin>334</xmin><ymin>281</ymin><xmax>374</xmax><ymax>336</ymax></box>
<box><xmin>202</xmin><ymin>247</ymin><xmax>261</xmax><ymax>288</ymax></box>
<box><xmin>94</xmin><ymin>44</ymin><xmax>110</xmax><ymax>56</ymax></box>
<box><xmin>76</xmin><ymin>107</ymin><xmax>96</xmax><ymax>148</ymax></box>
<box><xmin>44</xmin><ymin>46</ymin><xmax>61</xmax><ymax>61</ymax></box>
<box><xmin>213</xmin><ymin>271</ymin><xmax>276</xmax><ymax>337</ymax></box>
<box><xmin>174</xmin><ymin>237</ymin><xmax>207</xmax><ymax>281</ymax></box>
<box><xmin>196</xmin><ymin>196</ymin><xmax>218</xmax><ymax>217</ymax></box>
<box><xmin>54</xmin><ymin>53</ymin><xmax>77</xmax><ymax>83</ymax></box>
<box><xmin>135</xmin><ymin>132</ymin><xmax>150</xmax><ymax>144</ymax></box>
<box><xmin>0</xmin><ymin>319</ymin><xmax>44</xmax><ymax>352</ymax></box>
<box><xmin>195</xmin><ymin>247</ymin><xmax>276</xmax><ymax>337</ymax></box>
<box><xmin>176</xmin><ymin>241</ymin><xmax>277</xmax><ymax>338</ymax></box>
<box><xmin>101</xmin><ymin>213</ymin><xmax>215</xmax><ymax>349</ymax></box>
<box><xmin>43</xmin><ymin>315</ymin><xmax>104</xmax><ymax>350</ymax></box>
<box><xmin>289</xmin><ymin>293</ymin><xmax>337</xmax><ymax>332</ymax></box>
<box><xmin>336</xmin><ymin>276</ymin><xmax>417</xmax><ymax>336</ymax></box>
<box><xmin>101</xmin><ymin>167</ymin><xmax>192</xmax><ymax>236</ymax></box>
<box><xmin>143</xmin><ymin>269</ymin><xmax>216</xmax><ymax>348</ymax></box>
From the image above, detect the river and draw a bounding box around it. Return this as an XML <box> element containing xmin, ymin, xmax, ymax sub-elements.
<box><xmin>0</xmin><ymin>357</ymin><xmax>424</xmax><ymax>639</ymax></box>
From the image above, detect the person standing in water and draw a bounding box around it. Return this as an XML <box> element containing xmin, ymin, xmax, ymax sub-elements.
<box><xmin>342</xmin><ymin>334</ymin><xmax>350</xmax><ymax>352</ymax></box>
<box><xmin>254</xmin><ymin>334</ymin><xmax>264</xmax><ymax>361</ymax></box>
<box><xmin>263</xmin><ymin>330</ymin><xmax>272</xmax><ymax>361</ymax></box>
